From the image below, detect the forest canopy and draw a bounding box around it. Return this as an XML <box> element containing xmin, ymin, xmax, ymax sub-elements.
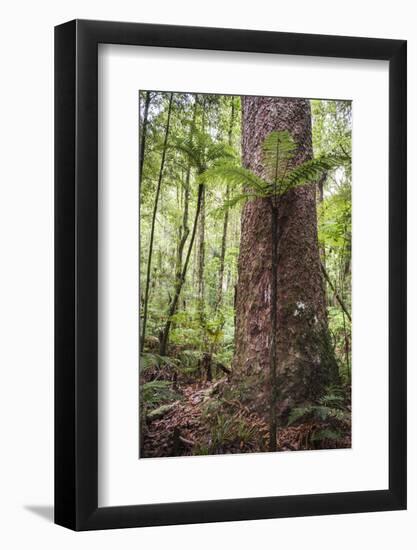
<box><xmin>139</xmin><ymin>91</ymin><xmax>352</xmax><ymax>458</ymax></box>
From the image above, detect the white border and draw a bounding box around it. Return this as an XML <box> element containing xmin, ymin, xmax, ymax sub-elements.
<box><xmin>98</xmin><ymin>44</ymin><xmax>389</xmax><ymax>507</ymax></box>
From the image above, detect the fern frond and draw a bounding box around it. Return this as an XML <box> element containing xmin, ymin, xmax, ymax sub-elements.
<box><xmin>282</xmin><ymin>155</ymin><xmax>348</xmax><ymax>192</ymax></box>
<box><xmin>170</xmin><ymin>139</ymin><xmax>204</xmax><ymax>171</ymax></box>
<box><xmin>311</xmin><ymin>428</ymin><xmax>342</xmax><ymax>442</ymax></box>
<box><xmin>140</xmin><ymin>352</ymin><xmax>180</xmax><ymax>372</ymax></box>
<box><xmin>223</xmin><ymin>192</ymin><xmax>262</xmax><ymax>208</ymax></box>
<box><xmin>201</xmin><ymin>163</ymin><xmax>268</xmax><ymax>194</ymax></box>
<box><xmin>141</xmin><ymin>380</ymin><xmax>179</xmax><ymax>407</ymax></box>
<box><xmin>262</xmin><ymin>130</ymin><xmax>296</xmax><ymax>161</ymax></box>
<box><xmin>206</xmin><ymin>143</ymin><xmax>236</xmax><ymax>164</ymax></box>
<box><xmin>262</xmin><ymin>130</ymin><xmax>297</xmax><ymax>183</ymax></box>
<box><xmin>171</xmin><ymin>130</ymin><xmax>236</xmax><ymax>174</ymax></box>
<box><xmin>287</xmin><ymin>405</ymin><xmax>313</xmax><ymax>425</ymax></box>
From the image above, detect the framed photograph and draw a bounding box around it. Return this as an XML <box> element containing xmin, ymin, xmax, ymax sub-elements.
<box><xmin>55</xmin><ymin>19</ymin><xmax>406</xmax><ymax>530</ymax></box>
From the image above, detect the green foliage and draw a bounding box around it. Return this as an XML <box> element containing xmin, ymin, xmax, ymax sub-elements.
<box><xmin>203</xmin><ymin>316</ymin><xmax>225</xmax><ymax>346</ymax></box>
<box><xmin>312</xmin><ymin>99</ymin><xmax>352</xmax><ymax>161</ymax></box>
<box><xmin>140</xmin><ymin>92</ymin><xmax>352</xmax><ymax>456</ymax></box>
<box><xmin>169</xmin><ymin>309</ymin><xmax>203</xmax><ymax>348</ymax></box>
<box><xmin>284</xmin><ymin>154</ymin><xmax>349</xmax><ymax>190</ymax></box>
<box><xmin>312</xmin><ymin>99</ymin><xmax>352</xmax><ymax>384</ymax></box>
<box><xmin>201</xmin><ymin>163</ymin><xmax>267</xmax><ymax>194</ymax></box>
<box><xmin>198</xmin><ymin>384</ymin><xmax>260</xmax><ymax>453</ymax></box>
<box><xmin>172</xmin><ymin>128</ymin><xmax>235</xmax><ymax>174</ymax></box>
<box><xmin>288</xmin><ymin>385</ymin><xmax>349</xmax><ymax>424</ymax></box>
<box><xmin>261</xmin><ymin>130</ymin><xmax>297</xmax><ymax>182</ymax></box>
<box><xmin>201</xmin><ymin>411</ymin><xmax>258</xmax><ymax>453</ymax></box>
<box><xmin>287</xmin><ymin>384</ymin><xmax>350</xmax><ymax>447</ymax></box>
<box><xmin>203</xmin><ymin>130</ymin><xmax>349</xmax><ymax>209</ymax></box>
<box><xmin>140</xmin><ymin>380</ymin><xmax>179</xmax><ymax>408</ymax></box>
<box><xmin>311</xmin><ymin>428</ymin><xmax>342</xmax><ymax>442</ymax></box>
<box><xmin>318</xmin><ymin>184</ymin><xmax>351</xmax><ymax>249</ymax></box>
<box><xmin>327</xmin><ymin>306</ymin><xmax>351</xmax><ymax>383</ymax></box>
<box><xmin>140</xmin><ymin>352</ymin><xmax>180</xmax><ymax>372</ymax></box>
<box><xmin>176</xmin><ymin>349</ymin><xmax>203</xmax><ymax>375</ymax></box>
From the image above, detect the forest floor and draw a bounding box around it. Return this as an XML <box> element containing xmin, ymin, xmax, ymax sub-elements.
<box><xmin>141</xmin><ymin>376</ymin><xmax>350</xmax><ymax>458</ymax></box>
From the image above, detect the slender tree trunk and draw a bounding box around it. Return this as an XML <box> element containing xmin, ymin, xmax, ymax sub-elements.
<box><xmin>197</xmin><ymin>97</ymin><xmax>207</xmax><ymax>329</ymax></box>
<box><xmin>342</xmin><ymin>310</ymin><xmax>350</xmax><ymax>380</ymax></box>
<box><xmin>139</xmin><ymin>91</ymin><xmax>152</xmax><ymax>184</ymax></box>
<box><xmin>234</xmin><ymin>96</ymin><xmax>338</xmax><ymax>426</ymax></box>
<box><xmin>197</xmin><ymin>186</ymin><xmax>206</xmax><ymax>326</ymax></box>
<box><xmin>320</xmin><ymin>263</ymin><xmax>351</xmax><ymax>322</ymax></box>
<box><xmin>175</xmin><ymin>99</ymin><xmax>198</xmax><ymax>287</ymax></box>
<box><xmin>216</xmin><ymin>188</ymin><xmax>229</xmax><ymax>311</ymax></box>
<box><xmin>216</xmin><ymin>97</ymin><xmax>235</xmax><ymax>311</ymax></box>
<box><xmin>317</xmin><ymin>171</ymin><xmax>327</xmax><ymax>266</ymax></box>
<box><xmin>140</xmin><ymin>93</ymin><xmax>173</xmax><ymax>353</ymax></box>
<box><xmin>160</xmin><ymin>181</ymin><xmax>204</xmax><ymax>355</ymax></box>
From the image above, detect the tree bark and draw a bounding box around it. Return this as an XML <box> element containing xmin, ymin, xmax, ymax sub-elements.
<box><xmin>234</xmin><ymin>96</ymin><xmax>338</xmax><ymax>425</ymax></box>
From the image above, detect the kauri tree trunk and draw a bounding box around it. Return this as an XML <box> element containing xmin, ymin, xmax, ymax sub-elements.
<box><xmin>234</xmin><ymin>96</ymin><xmax>338</xmax><ymax>424</ymax></box>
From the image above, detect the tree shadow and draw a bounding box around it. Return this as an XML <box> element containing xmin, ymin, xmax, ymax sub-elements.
<box><xmin>24</xmin><ymin>505</ymin><xmax>54</xmax><ymax>523</ymax></box>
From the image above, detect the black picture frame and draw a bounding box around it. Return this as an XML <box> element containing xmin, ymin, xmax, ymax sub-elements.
<box><xmin>55</xmin><ymin>19</ymin><xmax>407</xmax><ymax>531</ymax></box>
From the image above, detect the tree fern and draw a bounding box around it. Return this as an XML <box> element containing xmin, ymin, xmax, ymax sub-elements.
<box><xmin>202</xmin><ymin>130</ymin><xmax>349</xmax><ymax>204</ymax></box>
<box><xmin>172</xmin><ymin>129</ymin><xmax>235</xmax><ymax>173</ymax></box>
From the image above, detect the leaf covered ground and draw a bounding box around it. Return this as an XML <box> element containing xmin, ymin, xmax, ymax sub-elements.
<box><xmin>141</xmin><ymin>376</ymin><xmax>351</xmax><ymax>458</ymax></box>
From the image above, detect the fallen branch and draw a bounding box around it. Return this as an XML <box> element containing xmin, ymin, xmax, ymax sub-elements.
<box><xmin>172</xmin><ymin>427</ymin><xmax>195</xmax><ymax>455</ymax></box>
<box><xmin>179</xmin><ymin>435</ymin><xmax>195</xmax><ymax>447</ymax></box>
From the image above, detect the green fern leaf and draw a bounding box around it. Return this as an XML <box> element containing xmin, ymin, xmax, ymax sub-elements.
<box><xmin>311</xmin><ymin>428</ymin><xmax>342</xmax><ymax>442</ymax></box>
<box><xmin>282</xmin><ymin>154</ymin><xmax>348</xmax><ymax>191</ymax></box>
<box><xmin>288</xmin><ymin>405</ymin><xmax>313</xmax><ymax>425</ymax></box>
<box><xmin>201</xmin><ymin>163</ymin><xmax>268</xmax><ymax>194</ymax></box>
<box><xmin>262</xmin><ymin>130</ymin><xmax>297</xmax><ymax>183</ymax></box>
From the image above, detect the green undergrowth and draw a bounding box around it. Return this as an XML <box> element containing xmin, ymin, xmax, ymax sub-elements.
<box><xmin>287</xmin><ymin>384</ymin><xmax>351</xmax><ymax>447</ymax></box>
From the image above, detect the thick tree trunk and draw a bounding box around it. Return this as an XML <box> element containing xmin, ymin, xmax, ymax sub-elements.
<box><xmin>234</xmin><ymin>96</ymin><xmax>338</xmax><ymax>424</ymax></box>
